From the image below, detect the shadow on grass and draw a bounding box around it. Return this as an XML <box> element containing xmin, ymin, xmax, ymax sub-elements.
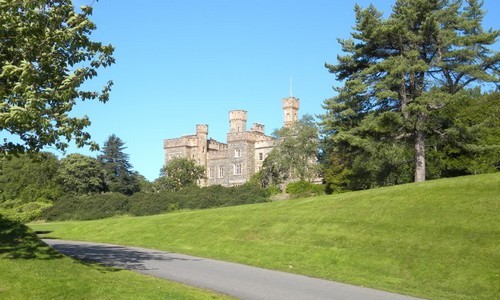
<box><xmin>0</xmin><ymin>215</ymin><xmax>62</xmax><ymax>260</ymax></box>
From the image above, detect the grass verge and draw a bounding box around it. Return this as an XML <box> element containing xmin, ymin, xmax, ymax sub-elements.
<box><xmin>0</xmin><ymin>215</ymin><xmax>230</xmax><ymax>299</ymax></box>
<box><xmin>31</xmin><ymin>173</ymin><xmax>500</xmax><ymax>299</ymax></box>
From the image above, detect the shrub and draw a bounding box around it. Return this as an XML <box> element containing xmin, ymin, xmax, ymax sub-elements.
<box><xmin>42</xmin><ymin>193</ymin><xmax>129</xmax><ymax>221</ymax></box>
<box><xmin>285</xmin><ymin>181</ymin><xmax>325</xmax><ymax>198</ymax></box>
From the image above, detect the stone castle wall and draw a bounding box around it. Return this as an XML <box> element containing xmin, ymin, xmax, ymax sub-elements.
<box><xmin>163</xmin><ymin>96</ymin><xmax>299</xmax><ymax>187</ymax></box>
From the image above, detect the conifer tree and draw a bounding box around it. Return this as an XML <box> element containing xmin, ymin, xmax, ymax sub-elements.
<box><xmin>321</xmin><ymin>0</ymin><xmax>499</xmax><ymax>188</ymax></box>
<box><xmin>98</xmin><ymin>134</ymin><xmax>139</xmax><ymax>195</ymax></box>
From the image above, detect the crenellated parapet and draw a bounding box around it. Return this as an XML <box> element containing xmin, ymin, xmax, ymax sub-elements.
<box><xmin>164</xmin><ymin>135</ymin><xmax>197</xmax><ymax>148</ymax></box>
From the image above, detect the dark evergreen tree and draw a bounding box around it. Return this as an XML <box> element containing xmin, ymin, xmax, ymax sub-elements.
<box><xmin>98</xmin><ymin>134</ymin><xmax>140</xmax><ymax>195</ymax></box>
<box><xmin>320</xmin><ymin>0</ymin><xmax>499</xmax><ymax>191</ymax></box>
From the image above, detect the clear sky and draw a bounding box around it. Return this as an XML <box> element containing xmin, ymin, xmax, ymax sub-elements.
<box><xmin>61</xmin><ymin>0</ymin><xmax>499</xmax><ymax>181</ymax></box>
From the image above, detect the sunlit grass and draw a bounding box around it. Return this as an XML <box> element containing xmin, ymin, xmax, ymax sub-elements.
<box><xmin>32</xmin><ymin>173</ymin><xmax>500</xmax><ymax>299</ymax></box>
<box><xmin>0</xmin><ymin>216</ymin><xmax>231</xmax><ymax>299</ymax></box>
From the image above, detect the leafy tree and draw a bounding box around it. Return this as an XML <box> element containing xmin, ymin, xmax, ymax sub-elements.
<box><xmin>98</xmin><ymin>134</ymin><xmax>140</xmax><ymax>195</ymax></box>
<box><xmin>57</xmin><ymin>154</ymin><xmax>107</xmax><ymax>195</ymax></box>
<box><xmin>260</xmin><ymin>115</ymin><xmax>320</xmax><ymax>187</ymax></box>
<box><xmin>321</xmin><ymin>0</ymin><xmax>499</xmax><ymax>186</ymax></box>
<box><xmin>0</xmin><ymin>0</ymin><xmax>114</xmax><ymax>155</ymax></box>
<box><xmin>156</xmin><ymin>157</ymin><xmax>206</xmax><ymax>192</ymax></box>
<box><xmin>0</xmin><ymin>152</ymin><xmax>61</xmax><ymax>222</ymax></box>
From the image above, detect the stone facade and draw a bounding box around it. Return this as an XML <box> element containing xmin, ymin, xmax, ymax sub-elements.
<box><xmin>163</xmin><ymin>96</ymin><xmax>300</xmax><ymax>187</ymax></box>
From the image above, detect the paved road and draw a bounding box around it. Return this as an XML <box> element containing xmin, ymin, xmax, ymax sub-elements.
<box><xmin>43</xmin><ymin>239</ymin><xmax>422</xmax><ymax>300</ymax></box>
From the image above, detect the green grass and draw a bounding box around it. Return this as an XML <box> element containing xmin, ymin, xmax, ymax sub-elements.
<box><xmin>31</xmin><ymin>173</ymin><xmax>500</xmax><ymax>299</ymax></box>
<box><xmin>0</xmin><ymin>216</ymin><xmax>231</xmax><ymax>299</ymax></box>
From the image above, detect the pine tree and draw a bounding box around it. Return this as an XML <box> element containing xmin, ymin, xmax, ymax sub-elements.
<box><xmin>320</xmin><ymin>0</ymin><xmax>499</xmax><ymax>189</ymax></box>
<box><xmin>98</xmin><ymin>134</ymin><xmax>139</xmax><ymax>195</ymax></box>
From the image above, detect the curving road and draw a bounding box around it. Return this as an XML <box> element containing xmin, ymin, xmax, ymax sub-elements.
<box><xmin>43</xmin><ymin>239</ymin><xmax>422</xmax><ymax>300</ymax></box>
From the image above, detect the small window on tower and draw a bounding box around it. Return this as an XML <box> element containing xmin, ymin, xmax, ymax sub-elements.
<box><xmin>234</xmin><ymin>148</ymin><xmax>241</xmax><ymax>158</ymax></box>
<box><xmin>259</xmin><ymin>152</ymin><xmax>263</xmax><ymax>160</ymax></box>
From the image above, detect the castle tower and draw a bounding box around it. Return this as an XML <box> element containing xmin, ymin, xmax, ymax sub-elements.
<box><xmin>282</xmin><ymin>96</ymin><xmax>299</xmax><ymax>127</ymax></box>
<box><xmin>229</xmin><ymin>110</ymin><xmax>247</xmax><ymax>133</ymax></box>
<box><xmin>196</xmin><ymin>124</ymin><xmax>208</xmax><ymax>164</ymax></box>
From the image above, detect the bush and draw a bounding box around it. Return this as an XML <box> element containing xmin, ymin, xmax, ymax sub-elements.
<box><xmin>285</xmin><ymin>181</ymin><xmax>325</xmax><ymax>198</ymax></box>
<box><xmin>42</xmin><ymin>193</ymin><xmax>129</xmax><ymax>221</ymax></box>
<box><xmin>43</xmin><ymin>183</ymin><xmax>271</xmax><ymax>221</ymax></box>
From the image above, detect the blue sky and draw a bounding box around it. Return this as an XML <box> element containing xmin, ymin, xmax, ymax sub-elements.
<box><xmin>61</xmin><ymin>0</ymin><xmax>499</xmax><ymax>181</ymax></box>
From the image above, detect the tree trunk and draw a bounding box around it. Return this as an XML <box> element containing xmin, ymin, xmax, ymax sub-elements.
<box><xmin>414</xmin><ymin>130</ymin><xmax>426</xmax><ymax>182</ymax></box>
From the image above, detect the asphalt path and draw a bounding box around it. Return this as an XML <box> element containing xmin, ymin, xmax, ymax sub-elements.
<box><xmin>43</xmin><ymin>239</ymin><xmax>422</xmax><ymax>300</ymax></box>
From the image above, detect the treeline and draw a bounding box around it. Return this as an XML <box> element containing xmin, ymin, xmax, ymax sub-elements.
<box><xmin>0</xmin><ymin>151</ymin><xmax>271</xmax><ymax>222</ymax></box>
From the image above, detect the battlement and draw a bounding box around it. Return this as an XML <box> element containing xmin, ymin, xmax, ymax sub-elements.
<box><xmin>229</xmin><ymin>110</ymin><xmax>247</xmax><ymax>121</ymax></box>
<box><xmin>250</xmin><ymin>123</ymin><xmax>265</xmax><ymax>134</ymax></box>
<box><xmin>164</xmin><ymin>135</ymin><xmax>197</xmax><ymax>148</ymax></box>
<box><xmin>229</xmin><ymin>110</ymin><xmax>247</xmax><ymax>133</ymax></box>
<box><xmin>207</xmin><ymin>138</ymin><xmax>228</xmax><ymax>151</ymax></box>
<box><xmin>196</xmin><ymin>124</ymin><xmax>208</xmax><ymax>135</ymax></box>
<box><xmin>282</xmin><ymin>96</ymin><xmax>300</xmax><ymax>110</ymax></box>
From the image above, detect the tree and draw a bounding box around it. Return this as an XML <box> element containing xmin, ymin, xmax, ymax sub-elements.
<box><xmin>98</xmin><ymin>134</ymin><xmax>140</xmax><ymax>195</ymax></box>
<box><xmin>260</xmin><ymin>115</ymin><xmax>320</xmax><ymax>187</ymax></box>
<box><xmin>156</xmin><ymin>157</ymin><xmax>206</xmax><ymax>192</ymax></box>
<box><xmin>426</xmin><ymin>90</ymin><xmax>500</xmax><ymax>177</ymax></box>
<box><xmin>0</xmin><ymin>152</ymin><xmax>61</xmax><ymax>222</ymax></box>
<box><xmin>321</xmin><ymin>0</ymin><xmax>499</xmax><ymax>184</ymax></box>
<box><xmin>0</xmin><ymin>0</ymin><xmax>114</xmax><ymax>155</ymax></box>
<box><xmin>57</xmin><ymin>154</ymin><xmax>107</xmax><ymax>194</ymax></box>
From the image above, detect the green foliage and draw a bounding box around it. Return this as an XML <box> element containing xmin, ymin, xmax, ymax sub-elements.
<box><xmin>156</xmin><ymin>157</ymin><xmax>206</xmax><ymax>192</ymax></box>
<box><xmin>43</xmin><ymin>193</ymin><xmax>129</xmax><ymax>221</ymax></box>
<box><xmin>98</xmin><ymin>134</ymin><xmax>140</xmax><ymax>195</ymax></box>
<box><xmin>261</xmin><ymin>115</ymin><xmax>320</xmax><ymax>186</ymax></box>
<box><xmin>426</xmin><ymin>91</ymin><xmax>500</xmax><ymax>177</ymax></box>
<box><xmin>320</xmin><ymin>0</ymin><xmax>499</xmax><ymax>186</ymax></box>
<box><xmin>0</xmin><ymin>0</ymin><xmax>114</xmax><ymax>154</ymax></box>
<box><xmin>57</xmin><ymin>154</ymin><xmax>107</xmax><ymax>194</ymax></box>
<box><xmin>43</xmin><ymin>183</ymin><xmax>270</xmax><ymax>221</ymax></box>
<box><xmin>285</xmin><ymin>181</ymin><xmax>325</xmax><ymax>198</ymax></box>
<box><xmin>33</xmin><ymin>173</ymin><xmax>500</xmax><ymax>300</ymax></box>
<box><xmin>0</xmin><ymin>153</ymin><xmax>60</xmax><ymax>222</ymax></box>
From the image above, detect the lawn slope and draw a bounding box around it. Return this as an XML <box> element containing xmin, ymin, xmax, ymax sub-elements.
<box><xmin>0</xmin><ymin>215</ymin><xmax>230</xmax><ymax>299</ymax></box>
<box><xmin>32</xmin><ymin>173</ymin><xmax>500</xmax><ymax>299</ymax></box>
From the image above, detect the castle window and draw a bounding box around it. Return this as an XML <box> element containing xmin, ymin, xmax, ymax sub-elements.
<box><xmin>218</xmin><ymin>166</ymin><xmax>224</xmax><ymax>178</ymax></box>
<box><xmin>234</xmin><ymin>163</ymin><xmax>242</xmax><ymax>175</ymax></box>
<box><xmin>209</xmin><ymin>167</ymin><xmax>215</xmax><ymax>179</ymax></box>
<box><xmin>234</xmin><ymin>148</ymin><xmax>241</xmax><ymax>158</ymax></box>
<box><xmin>259</xmin><ymin>152</ymin><xmax>263</xmax><ymax>160</ymax></box>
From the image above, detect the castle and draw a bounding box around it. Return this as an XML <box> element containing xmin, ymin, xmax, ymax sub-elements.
<box><xmin>163</xmin><ymin>96</ymin><xmax>300</xmax><ymax>187</ymax></box>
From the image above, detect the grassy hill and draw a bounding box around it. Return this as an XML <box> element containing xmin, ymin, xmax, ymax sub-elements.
<box><xmin>0</xmin><ymin>215</ymin><xmax>230</xmax><ymax>299</ymax></box>
<box><xmin>32</xmin><ymin>173</ymin><xmax>500</xmax><ymax>299</ymax></box>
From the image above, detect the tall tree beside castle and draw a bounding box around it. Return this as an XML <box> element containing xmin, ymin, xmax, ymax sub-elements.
<box><xmin>260</xmin><ymin>115</ymin><xmax>319</xmax><ymax>186</ymax></box>
<box><xmin>98</xmin><ymin>135</ymin><xmax>140</xmax><ymax>195</ymax></box>
<box><xmin>320</xmin><ymin>0</ymin><xmax>499</xmax><ymax>189</ymax></box>
<box><xmin>0</xmin><ymin>0</ymin><xmax>114</xmax><ymax>155</ymax></box>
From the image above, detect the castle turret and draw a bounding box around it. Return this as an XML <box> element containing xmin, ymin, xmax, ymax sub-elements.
<box><xmin>229</xmin><ymin>110</ymin><xmax>247</xmax><ymax>133</ymax></box>
<box><xmin>282</xmin><ymin>96</ymin><xmax>299</xmax><ymax>127</ymax></box>
<box><xmin>196</xmin><ymin>124</ymin><xmax>208</xmax><ymax>163</ymax></box>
